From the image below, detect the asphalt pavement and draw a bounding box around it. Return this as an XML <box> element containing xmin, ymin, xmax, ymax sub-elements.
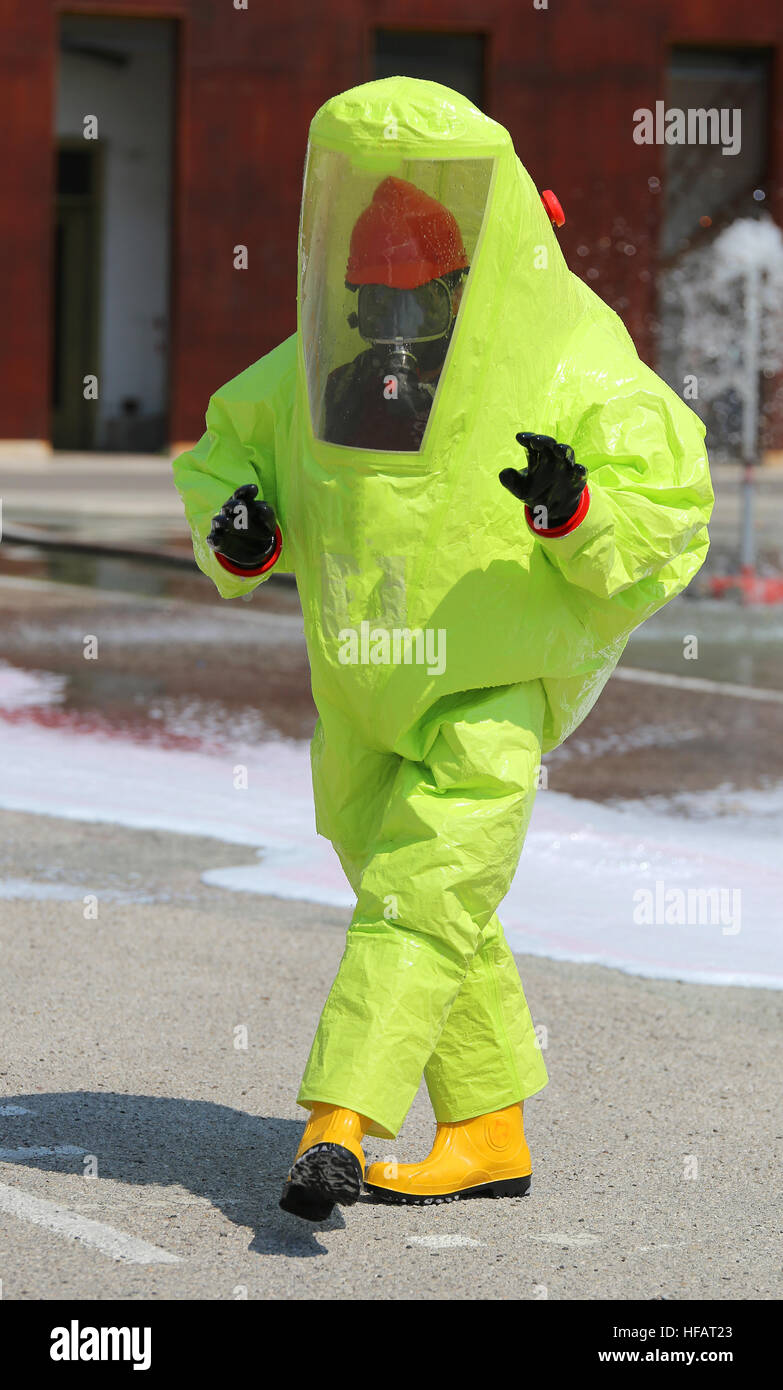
<box><xmin>0</xmin><ymin>807</ymin><xmax>780</xmax><ymax>1301</ymax></box>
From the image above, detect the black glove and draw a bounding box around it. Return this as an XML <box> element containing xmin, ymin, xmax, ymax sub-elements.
<box><xmin>207</xmin><ymin>483</ymin><xmax>277</xmax><ymax>568</ymax></box>
<box><xmin>499</xmin><ymin>433</ymin><xmax>587</xmax><ymax>530</ymax></box>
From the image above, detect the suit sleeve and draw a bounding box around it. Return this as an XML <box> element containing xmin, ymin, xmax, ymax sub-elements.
<box><xmin>171</xmin><ymin>335</ymin><xmax>297</xmax><ymax>600</ymax></box>
<box><xmin>530</xmin><ymin>368</ymin><xmax>713</xmax><ymax>616</ymax></box>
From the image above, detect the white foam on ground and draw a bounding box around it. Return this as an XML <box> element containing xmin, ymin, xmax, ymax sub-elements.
<box><xmin>0</xmin><ymin>665</ymin><xmax>65</xmax><ymax>709</ymax></box>
<box><xmin>0</xmin><ymin>879</ymin><xmax>161</xmax><ymax>904</ymax></box>
<box><xmin>0</xmin><ymin>716</ymin><xmax>780</xmax><ymax>989</ymax></box>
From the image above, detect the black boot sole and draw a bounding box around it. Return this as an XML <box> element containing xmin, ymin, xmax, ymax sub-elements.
<box><xmin>279</xmin><ymin>1142</ymin><xmax>364</xmax><ymax>1222</ymax></box>
<box><xmin>363</xmin><ymin>1173</ymin><xmax>531</xmax><ymax>1206</ymax></box>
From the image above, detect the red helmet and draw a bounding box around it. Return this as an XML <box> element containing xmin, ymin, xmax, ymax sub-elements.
<box><xmin>346</xmin><ymin>176</ymin><xmax>468</xmax><ymax>289</ymax></box>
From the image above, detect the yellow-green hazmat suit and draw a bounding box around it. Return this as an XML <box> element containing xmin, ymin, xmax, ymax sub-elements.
<box><xmin>172</xmin><ymin>78</ymin><xmax>713</xmax><ymax>1138</ymax></box>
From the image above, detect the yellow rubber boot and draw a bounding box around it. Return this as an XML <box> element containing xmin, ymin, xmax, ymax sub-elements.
<box><xmin>280</xmin><ymin>1103</ymin><xmax>371</xmax><ymax>1221</ymax></box>
<box><xmin>364</xmin><ymin>1102</ymin><xmax>532</xmax><ymax>1205</ymax></box>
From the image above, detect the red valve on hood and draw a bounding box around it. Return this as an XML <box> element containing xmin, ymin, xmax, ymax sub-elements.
<box><xmin>540</xmin><ymin>189</ymin><xmax>565</xmax><ymax>227</ymax></box>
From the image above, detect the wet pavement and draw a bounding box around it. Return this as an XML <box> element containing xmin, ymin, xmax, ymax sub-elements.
<box><xmin>0</xmin><ymin>571</ymin><xmax>312</xmax><ymax>747</ymax></box>
<box><xmin>1</xmin><ymin>548</ymin><xmax>782</xmax><ymax>812</ymax></box>
<box><xmin>2</xmin><ymin>444</ymin><xmax>783</xmax><ymax>812</ymax></box>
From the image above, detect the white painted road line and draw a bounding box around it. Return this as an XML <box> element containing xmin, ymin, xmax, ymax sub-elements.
<box><xmin>406</xmin><ymin>1234</ymin><xmax>484</xmax><ymax>1249</ymax></box>
<box><xmin>0</xmin><ymin>1105</ymin><xmax>36</xmax><ymax>1116</ymax></box>
<box><xmin>615</xmin><ymin>666</ymin><xmax>783</xmax><ymax>704</ymax></box>
<box><xmin>0</xmin><ymin>1145</ymin><xmax>84</xmax><ymax>1160</ymax></box>
<box><xmin>0</xmin><ymin>1182</ymin><xmax>181</xmax><ymax>1264</ymax></box>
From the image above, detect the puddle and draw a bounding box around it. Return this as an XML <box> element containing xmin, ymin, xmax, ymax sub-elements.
<box><xmin>0</xmin><ymin>539</ymin><xmax>298</xmax><ymax>608</ymax></box>
<box><xmin>621</xmin><ymin>595</ymin><xmax>783</xmax><ymax>691</ymax></box>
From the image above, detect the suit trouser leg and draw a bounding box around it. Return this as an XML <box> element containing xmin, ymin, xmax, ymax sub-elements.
<box><xmin>423</xmin><ymin>909</ymin><xmax>547</xmax><ymax>1123</ymax></box>
<box><xmin>297</xmin><ymin>682</ymin><xmax>547</xmax><ymax>1139</ymax></box>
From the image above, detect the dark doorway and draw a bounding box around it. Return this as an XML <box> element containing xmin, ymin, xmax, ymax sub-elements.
<box><xmin>662</xmin><ymin>47</ymin><xmax>771</xmax><ymax>258</ymax></box>
<box><xmin>51</xmin><ymin>144</ymin><xmax>101</xmax><ymax>449</ymax></box>
<box><xmin>53</xmin><ymin>16</ymin><xmax>175</xmax><ymax>451</ymax></box>
<box><xmin>373</xmin><ymin>29</ymin><xmax>486</xmax><ymax>108</ymax></box>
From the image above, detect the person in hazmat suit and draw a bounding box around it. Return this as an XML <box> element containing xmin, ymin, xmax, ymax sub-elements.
<box><xmin>172</xmin><ymin>77</ymin><xmax>713</xmax><ymax>1222</ymax></box>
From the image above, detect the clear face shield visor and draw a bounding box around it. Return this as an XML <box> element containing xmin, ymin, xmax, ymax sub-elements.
<box><xmin>299</xmin><ymin>149</ymin><xmax>493</xmax><ymax>452</ymax></box>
